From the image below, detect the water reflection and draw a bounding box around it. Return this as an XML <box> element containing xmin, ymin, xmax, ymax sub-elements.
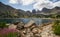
<box><xmin>0</xmin><ymin>18</ymin><xmax>53</xmax><ymax>25</ymax></box>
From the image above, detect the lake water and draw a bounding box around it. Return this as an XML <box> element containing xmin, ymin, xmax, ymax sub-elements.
<box><xmin>0</xmin><ymin>18</ymin><xmax>53</xmax><ymax>25</ymax></box>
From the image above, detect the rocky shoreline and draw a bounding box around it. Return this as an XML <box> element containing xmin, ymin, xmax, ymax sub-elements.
<box><xmin>8</xmin><ymin>20</ymin><xmax>60</xmax><ymax>37</ymax></box>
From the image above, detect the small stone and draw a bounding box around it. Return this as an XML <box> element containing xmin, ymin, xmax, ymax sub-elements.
<box><xmin>31</xmin><ymin>25</ymin><xmax>36</xmax><ymax>29</ymax></box>
<box><xmin>32</xmin><ymin>28</ymin><xmax>39</xmax><ymax>34</ymax></box>
<box><xmin>34</xmin><ymin>34</ymin><xmax>41</xmax><ymax>37</ymax></box>
<box><xmin>25</xmin><ymin>32</ymin><xmax>34</xmax><ymax>37</ymax></box>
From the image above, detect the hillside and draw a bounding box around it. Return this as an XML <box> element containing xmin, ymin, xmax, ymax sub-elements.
<box><xmin>0</xmin><ymin>2</ymin><xmax>60</xmax><ymax>18</ymax></box>
<box><xmin>0</xmin><ymin>2</ymin><xmax>28</xmax><ymax>18</ymax></box>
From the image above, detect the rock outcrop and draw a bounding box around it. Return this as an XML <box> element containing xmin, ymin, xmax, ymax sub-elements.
<box><xmin>17</xmin><ymin>23</ymin><xmax>60</xmax><ymax>37</ymax></box>
<box><xmin>8</xmin><ymin>21</ymin><xmax>60</xmax><ymax>37</ymax></box>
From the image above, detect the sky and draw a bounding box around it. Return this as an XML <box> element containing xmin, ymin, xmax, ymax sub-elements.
<box><xmin>0</xmin><ymin>0</ymin><xmax>60</xmax><ymax>11</ymax></box>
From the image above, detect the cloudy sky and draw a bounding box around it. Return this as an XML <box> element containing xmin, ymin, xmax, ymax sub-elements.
<box><xmin>0</xmin><ymin>0</ymin><xmax>60</xmax><ymax>11</ymax></box>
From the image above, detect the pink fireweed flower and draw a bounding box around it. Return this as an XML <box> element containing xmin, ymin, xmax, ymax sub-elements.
<box><xmin>0</xmin><ymin>28</ymin><xmax>18</xmax><ymax>36</ymax></box>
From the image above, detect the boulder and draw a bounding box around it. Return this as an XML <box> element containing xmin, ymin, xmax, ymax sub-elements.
<box><xmin>24</xmin><ymin>20</ymin><xmax>35</xmax><ymax>28</ymax></box>
<box><xmin>8</xmin><ymin>24</ymin><xmax>17</xmax><ymax>29</ymax></box>
<box><xmin>34</xmin><ymin>34</ymin><xmax>41</xmax><ymax>37</ymax></box>
<box><xmin>17</xmin><ymin>22</ymin><xmax>24</xmax><ymax>30</ymax></box>
<box><xmin>32</xmin><ymin>28</ymin><xmax>39</xmax><ymax>34</ymax></box>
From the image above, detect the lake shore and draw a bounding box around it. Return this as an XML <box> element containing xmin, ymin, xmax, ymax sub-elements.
<box><xmin>8</xmin><ymin>20</ymin><xmax>60</xmax><ymax>37</ymax></box>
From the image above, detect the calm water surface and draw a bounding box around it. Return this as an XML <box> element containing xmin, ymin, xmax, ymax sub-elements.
<box><xmin>0</xmin><ymin>18</ymin><xmax>53</xmax><ymax>25</ymax></box>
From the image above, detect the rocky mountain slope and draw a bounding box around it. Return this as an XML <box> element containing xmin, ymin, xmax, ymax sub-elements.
<box><xmin>0</xmin><ymin>2</ymin><xmax>28</xmax><ymax>18</ymax></box>
<box><xmin>0</xmin><ymin>2</ymin><xmax>60</xmax><ymax>18</ymax></box>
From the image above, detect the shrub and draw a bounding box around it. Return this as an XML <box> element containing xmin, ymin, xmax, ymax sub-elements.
<box><xmin>0</xmin><ymin>22</ymin><xmax>8</xmax><ymax>28</ymax></box>
<box><xmin>53</xmin><ymin>20</ymin><xmax>60</xmax><ymax>35</ymax></box>
<box><xmin>0</xmin><ymin>28</ymin><xmax>18</xmax><ymax>37</ymax></box>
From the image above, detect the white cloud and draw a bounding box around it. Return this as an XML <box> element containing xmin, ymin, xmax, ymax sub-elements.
<box><xmin>33</xmin><ymin>0</ymin><xmax>60</xmax><ymax>11</ymax></box>
<box><xmin>9</xmin><ymin>0</ymin><xmax>60</xmax><ymax>11</ymax></box>
<box><xmin>54</xmin><ymin>1</ymin><xmax>60</xmax><ymax>7</ymax></box>
<box><xmin>9</xmin><ymin>0</ymin><xmax>34</xmax><ymax>5</ymax></box>
<box><xmin>33</xmin><ymin>2</ymin><xmax>44</xmax><ymax>11</ymax></box>
<box><xmin>35</xmin><ymin>0</ymin><xmax>49</xmax><ymax>3</ymax></box>
<box><xmin>9</xmin><ymin>0</ymin><xmax>18</xmax><ymax>4</ymax></box>
<box><xmin>33</xmin><ymin>0</ymin><xmax>54</xmax><ymax>11</ymax></box>
<box><xmin>20</xmin><ymin>0</ymin><xmax>34</xmax><ymax>5</ymax></box>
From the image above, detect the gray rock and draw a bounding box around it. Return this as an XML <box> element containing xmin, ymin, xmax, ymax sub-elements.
<box><xmin>32</xmin><ymin>28</ymin><xmax>39</xmax><ymax>34</ymax></box>
<box><xmin>24</xmin><ymin>20</ymin><xmax>35</xmax><ymax>28</ymax></box>
<box><xmin>34</xmin><ymin>34</ymin><xmax>41</xmax><ymax>37</ymax></box>
<box><xmin>9</xmin><ymin>24</ymin><xmax>17</xmax><ymax>29</ymax></box>
<box><xmin>17</xmin><ymin>22</ymin><xmax>24</xmax><ymax>30</ymax></box>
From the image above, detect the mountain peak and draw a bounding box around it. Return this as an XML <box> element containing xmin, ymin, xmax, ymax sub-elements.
<box><xmin>0</xmin><ymin>2</ymin><xmax>4</xmax><ymax>5</ymax></box>
<box><xmin>41</xmin><ymin>8</ymin><xmax>51</xmax><ymax>13</ymax></box>
<box><xmin>54</xmin><ymin>7</ymin><xmax>60</xmax><ymax>10</ymax></box>
<box><xmin>0</xmin><ymin>2</ymin><xmax>2</xmax><ymax>3</ymax></box>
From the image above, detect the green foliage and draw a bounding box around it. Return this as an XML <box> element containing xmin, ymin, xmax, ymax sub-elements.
<box><xmin>5</xmin><ymin>32</ymin><xmax>18</xmax><ymax>37</ymax></box>
<box><xmin>0</xmin><ymin>22</ymin><xmax>8</xmax><ymax>28</ymax></box>
<box><xmin>0</xmin><ymin>32</ymin><xmax>18</xmax><ymax>37</ymax></box>
<box><xmin>53</xmin><ymin>20</ymin><xmax>60</xmax><ymax>35</ymax></box>
<box><xmin>56</xmin><ymin>15</ymin><xmax>60</xmax><ymax>18</ymax></box>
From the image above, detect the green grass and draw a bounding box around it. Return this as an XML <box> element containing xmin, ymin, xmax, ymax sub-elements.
<box><xmin>53</xmin><ymin>20</ymin><xmax>60</xmax><ymax>35</ymax></box>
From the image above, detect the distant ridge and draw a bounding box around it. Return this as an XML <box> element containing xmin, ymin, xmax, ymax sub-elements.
<box><xmin>0</xmin><ymin>2</ymin><xmax>60</xmax><ymax>18</ymax></box>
